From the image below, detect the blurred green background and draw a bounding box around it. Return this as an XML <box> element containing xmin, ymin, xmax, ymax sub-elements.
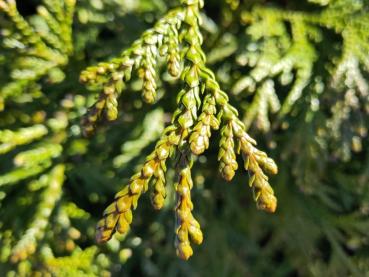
<box><xmin>0</xmin><ymin>0</ymin><xmax>369</xmax><ymax>276</ymax></box>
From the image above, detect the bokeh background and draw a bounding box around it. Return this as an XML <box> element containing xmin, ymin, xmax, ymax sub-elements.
<box><xmin>1</xmin><ymin>0</ymin><xmax>369</xmax><ymax>276</ymax></box>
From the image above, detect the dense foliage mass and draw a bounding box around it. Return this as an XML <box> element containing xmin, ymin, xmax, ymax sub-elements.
<box><xmin>0</xmin><ymin>0</ymin><xmax>368</xmax><ymax>275</ymax></box>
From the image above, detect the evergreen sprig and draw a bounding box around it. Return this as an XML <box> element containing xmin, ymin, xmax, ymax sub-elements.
<box><xmin>86</xmin><ymin>0</ymin><xmax>277</xmax><ymax>259</ymax></box>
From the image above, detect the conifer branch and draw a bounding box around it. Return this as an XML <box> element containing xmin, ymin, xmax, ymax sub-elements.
<box><xmin>91</xmin><ymin>0</ymin><xmax>278</xmax><ymax>259</ymax></box>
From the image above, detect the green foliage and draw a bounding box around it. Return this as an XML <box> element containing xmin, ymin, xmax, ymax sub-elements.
<box><xmin>0</xmin><ymin>0</ymin><xmax>369</xmax><ymax>276</ymax></box>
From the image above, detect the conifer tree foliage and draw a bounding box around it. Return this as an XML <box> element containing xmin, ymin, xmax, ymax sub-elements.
<box><xmin>0</xmin><ymin>0</ymin><xmax>368</xmax><ymax>276</ymax></box>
